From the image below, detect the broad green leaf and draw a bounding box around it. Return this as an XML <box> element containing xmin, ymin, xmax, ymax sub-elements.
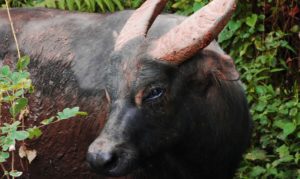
<box><xmin>57</xmin><ymin>107</ymin><xmax>80</xmax><ymax>120</ymax></box>
<box><xmin>0</xmin><ymin>65</ymin><xmax>11</xmax><ymax>76</ymax></box>
<box><xmin>10</xmin><ymin>71</ymin><xmax>30</xmax><ymax>84</ymax></box>
<box><xmin>276</xmin><ymin>145</ymin><xmax>290</xmax><ymax>158</ymax></box>
<box><xmin>250</xmin><ymin>166</ymin><xmax>266</xmax><ymax>177</ymax></box>
<box><xmin>1</xmin><ymin>121</ymin><xmax>21</xmax><ymax>134</ymax></box>
<box><xmin>9</xmin><ymin>98</ymin><xmax>28</xmax><ymax>118</ymax></box>
<box><xmin>245</xmin><ymin>149</ymin><xmax>267</xmax><ymax>161</ymax></box>
<box><xmin>255</xmin><ymin>86</ymin><xmax>266</xmax><ymax>95</ymax></box>
<box><xmin>255</xmin><ymin>101</ymin><xmax>267</xmax><ymax>112</ymax></box>
<box><xmin>16</xmin><ymin>56</ymin><xmax>30</xmax><ymax>71</ymax></box>
<box><xmin>290</xmin><ymin>25</ymin><xmax>300</xmax><ymax>33</ymax></box>
<box><xmin>228</xmin><ymin>20</ymin><xmax>242</xmax><ymax>32</ymax></box>
<box><xmin>9</xmin><ymin>171</ymin><xmax>23</xmax><ymax>177</ymax></box>
<box><xmin>27</xmin><ymin>127</ymin><xmax>43</xmax><ymax>139</ymax></box>
<box><xmin>282</xmin><ymin>123</ymin><xmax>296</xmax><ymax>137</ymax></box>
<box><xmin>278</xmin><ymin>106</ymin><xmax>289</xmax><ymax>115</ymax></box>
<box><xmin>272</xmin><ymin>155</ymin><xmax>294</xmax><ymax>167</ymax></box>
<box><xmin>274</xmin><ymin>120</ymin><xmax>296</xmax><ymax>137</ymax></box>
<box><xmin>14</xmin><ymin>89</ymin><xmax>25</xmax><ymax>98</ymax></box>
<box><xmin>14</xmin><ymin>131</ymin><xmax>29</xmax><ymax>141</ymax></box>
<box><xmin>218</xmin><ymin>30</ymin><xmax>231</xmax><ymax>43</ymax></box>
<box><xmin>192</xmin><ymin>2</ymin><xmax>205</xmax><ymax>12</ymax></box>
<box><xmin>290</xmin><ymin>108</ymin><xmax>298</xmax><ymax>116</ymax></box>
<box><xmin>285</xmin><ymin>100</ymin><xmax>298</xmax><ymax>108</ymax></box>
<box><xmin>0</xmin><ymin>152</ymin><xmax>9</xmax><ymax>162</ymax></box>
<box><xmin>132</xmin><ymin>0</ymin><xmax>142</xmax><ymax>8</ymax></box>
<box><xmin>2</xmin><ymin>143</ymin><xmax>14</xmax><ymax>152</ymax></box>
<box><xmin>246</xmin><ymin>14</ymin><xmax>258</xmax><ymax>28</ymax></box>
<box><xmin>11</xmin><ymin>121</ymin><xmax>21</xmax><ymax>128</ymax></box>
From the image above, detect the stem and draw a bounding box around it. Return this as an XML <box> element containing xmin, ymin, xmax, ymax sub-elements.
<box><xmin>0</xmin><ymin>93</ymin><xmax>2</xmax><ymax>123</ymax></box>
<box><xmin>0</xmin><ymin>163</ymin><xmax>10</xmax><ymax>179</ymax></box>
<box><xmin>4</xmin><ymin>0</ymin><xmax>21</xmax><ymax>59</ymax></box>
<box><xmin>3</xmin><ymin>2</ymin><xmax>27</xmax><ymax>179</ymax></box>
<box><xmin>0</xmin><ymin>163</ymin><xmax>5</xmax><ymax>171</ymax></box>
<box><xmin>38</xmin><ymin>118</ymin><xmax>62</xmax><ymax>128</ymax></box>
<box><xmin>4</xmin><ymin>0</ymin><xmax>27</xmax><ymax>129</ymax></box>
<box><xmin>11</xmin><ymin>152</ymin><xmax>14</xmax><ymax>179</ymax></box>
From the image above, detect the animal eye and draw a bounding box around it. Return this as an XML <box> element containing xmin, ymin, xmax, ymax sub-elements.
<box><xmin>143</xmin><ymin>88</ymin><xmax>165</xmax><ymax>102</ymax></box>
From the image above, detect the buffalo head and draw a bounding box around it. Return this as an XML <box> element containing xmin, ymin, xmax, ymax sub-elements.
<box><xmin>86</xmin><ymin>0</ymin><xmax>239</xmax><ymax>177</ymax></box>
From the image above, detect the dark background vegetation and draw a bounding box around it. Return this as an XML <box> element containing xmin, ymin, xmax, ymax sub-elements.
<box><xmin>1</xmin><ymin>0</ymin><xmax>299</xmax><ymax>178</ymax></box>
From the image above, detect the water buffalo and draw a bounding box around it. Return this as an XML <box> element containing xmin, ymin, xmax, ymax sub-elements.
<box><xmin>0</xmin><ymin>0</ymin><xmax>252</xmax><ymax>178</ymax></box>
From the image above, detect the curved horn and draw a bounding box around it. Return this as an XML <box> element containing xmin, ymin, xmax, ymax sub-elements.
<box><xmin>149</xmin><ymin>0</ymin><xmax>237</xmax><ymax>64</ymax></box>
<box><xmin>115</xmin><ymin>0</ymin><xmax>168</xmax><ymax>50</ymax></box>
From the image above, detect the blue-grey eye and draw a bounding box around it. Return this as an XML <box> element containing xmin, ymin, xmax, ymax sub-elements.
<box><xmin>144</xmin><ymin>88</ymin><xmax>165</xmax><ymax>102</ymax></box>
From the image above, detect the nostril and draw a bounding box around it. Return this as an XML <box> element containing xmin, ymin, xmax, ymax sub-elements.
<box><xmin>102</xmin><ymin>152</ymin><xmax>118</xmax><ymax>170</ymax></box>
<box><xmin>86</xmin><ymin>152</ymin><xmax>93</xmax><ymax>163</ymax></box>
<box><xmin>86</xmin><ymin>152</ymin><xmax>98</xmax><ymax>168</ymax></box>
<box><xmin>87</xmin><ymin>151</ymin><xmax>119</xmax><ymax>171</ymax></box>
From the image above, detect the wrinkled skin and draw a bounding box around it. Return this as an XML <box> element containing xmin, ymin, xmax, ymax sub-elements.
<box><xmin>0</xmin><ymin>8</ymin><xmax>252</xmax><ymax>179</ymax></box>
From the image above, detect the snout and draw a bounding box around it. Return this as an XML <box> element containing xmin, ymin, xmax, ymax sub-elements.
<box><xmin>86</xmin><ymin>150</ymin><xmax>119</xmax><ymax>175</ymax></box>
<box><xmin>86</xmin><ymin>141</ymin><xmax>137</xmax><ymax>177</ymax></box>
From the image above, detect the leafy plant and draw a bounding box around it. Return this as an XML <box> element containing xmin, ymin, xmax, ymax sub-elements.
<box><xmin>0</xmin><ymin>56</ymin><xmax>87</xmax><ymax>178</ymax></box>
<box><xmin>217</xmin><ymin>0</ymin><xmax>300</xmax><ymax>178</ymax></box>
<box><xmin>1</xmin><ymin>0</ymin><xmax>124</xmax><ymax>12</ymax></box>
<box><xmin>0</xmin><ymin>2</ymin><xmax>88</xmax><ymax>178</ymax></box>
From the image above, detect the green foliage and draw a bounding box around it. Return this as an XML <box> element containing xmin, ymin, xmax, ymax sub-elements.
<box><xmin>57</xmin><ymin>107</ymin><xmax>87</xmax><ymax>120</ymax></box>
<box><xmin>168</xmin><ymin>0</ymin><xmax>209</xmax><ymax>15</ymax></box>
<box><xmin>27</xmin><ymin>127</ymin><xmax>42</xmax><ymax>139</ymax></box>
<box><xmin>0</xmin><ymin>56</ymin><xmax>33</xmax><ymax>177</ymax></box>
<box><xmin>217</xmin><ymin>1</ymin><xmax>300</xmax><ymax>178</ymax></box>
<box><xmin>8</xmin><ymin>171</ymin><xmax>22</xmax><ymax>177</ymax></box>
<box><xmin>0</xmin><ymin>56</ymin><xmax>87</xmax><ymax>178</ymax></box>
<box><xmin>168</xmin><ymin>16</ymin><xmax>299</xmax><ymax>179</ymax></box>
<box><xmin>1</xmin><ymin>0</ymin><xmax>124</xmax><ymax>12</ymax></box>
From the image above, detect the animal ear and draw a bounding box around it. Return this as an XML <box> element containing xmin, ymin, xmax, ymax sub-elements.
<box><xmin>149</xmin><ymin>0</ymin><xmax>237</xmax><ymax>64</ymax></box>
<box><xmin>115</xmin><ymin>0</ymin><xmax>168</xmax><ymax>50</ymax></box>
<box><xmin>204</xmin><ymin>53</ymin><xmax>240</xmax><ymax>81</ymax></box>
<box><xmin>180</xmin><ymin>50</ymin><xmax>239</xmax><ymax>82</ymax></box>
